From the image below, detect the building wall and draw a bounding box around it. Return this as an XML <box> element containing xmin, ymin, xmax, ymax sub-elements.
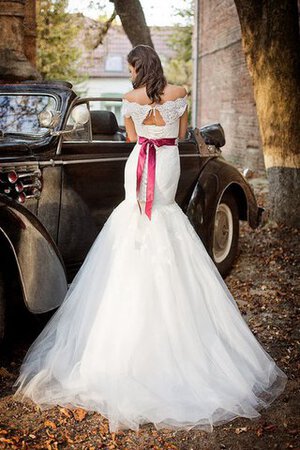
<box><xmin>197</xmin><ymin>0</ymin><xmax>266</xmax><ymax>172</ymax></box>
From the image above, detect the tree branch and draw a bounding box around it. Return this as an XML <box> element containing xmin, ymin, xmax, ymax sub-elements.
<box><xmin>92</xmin><ymin>8</ymin><xmax>117</xmax><ymax>49</ymax></box>
<box><xmin>111</xmin><ymin>0</ymin><xmax>154</xmax><ymax>48</ymax></box>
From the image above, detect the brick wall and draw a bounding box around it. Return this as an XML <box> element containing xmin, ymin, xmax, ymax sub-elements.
<box><xmin>196</xmin><ymin>0</ymin><xmax>300</xmax><ymax>174</ymax></box>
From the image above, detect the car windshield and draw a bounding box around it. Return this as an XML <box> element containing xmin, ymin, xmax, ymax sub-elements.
<box><xmin>0</xmin><ymin>94</ymin><xmax>58</xmax><ymax>138</ymax></box>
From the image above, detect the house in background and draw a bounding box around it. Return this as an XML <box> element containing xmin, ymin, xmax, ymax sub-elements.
<box><xmin>73</xmin><ymin>17</ymin><xmax>175</xmax><ymax>125</ymax></box>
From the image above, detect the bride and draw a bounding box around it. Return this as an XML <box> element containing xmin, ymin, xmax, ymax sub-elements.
<box><xmin>13</xmin><ymin>44</ymin><xmax>287</xmax><ymax>433</ymax></box>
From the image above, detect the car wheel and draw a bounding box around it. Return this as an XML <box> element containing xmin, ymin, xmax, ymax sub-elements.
<box><xmin>211</xmin><ymin>192</ymin><xmax>239</xmax><ymax>276</ymax></box>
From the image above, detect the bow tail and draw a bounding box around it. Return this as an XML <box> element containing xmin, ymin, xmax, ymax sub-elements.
<box><xmin>136</xmin><ymin>144</ymin><xmax>147</xmax><ymax>215</ymax></box>
<box><xmin>145</xmin><ymin>144</ymin><xmax>156</xmax><ymax>220</ymax></box>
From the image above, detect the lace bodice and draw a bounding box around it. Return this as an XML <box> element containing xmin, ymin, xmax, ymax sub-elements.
<box><xmin>121</xmin><ymin>95</ymin><xmax>188</xmax><ymax>125</ymax></box>
<box><xmin>121</xmin><ymin>94</ymin><xmax>188</xmax><ymax>205</ymax></box>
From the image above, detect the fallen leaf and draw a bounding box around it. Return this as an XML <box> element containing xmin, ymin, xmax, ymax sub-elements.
<box><xmin>264</xmin><ymin>423</ymin><xmax>277</xmax><ymax>432</ymax></box>
<box><xmin>235</xmin><ymin>426</ymin><xmax>248</xmax><ymax>434</ymax></box>
<box><xmin>58</xmin><ymin>406</ymin><xmax>73</xmax><ymax>418</ymax></box>
<box><xmin>0</xmin><ymin>367</ymin><xmax>14</xmax><ymax>379</ymax></box>
<box><xmin>45</xmin><ymin>428</ymin><xmax>55</xmax><ymax>438</ymax></box>
<box><xmin>65</xmin><ymin>432</ymin><xmax>75</xmax><ymax>444</ymax></box>
<box><xmin>256</xmin><ymin>427</ymin><xmax>263</xmax><ymax>437</ymax></box>
<box><xmin>44</xmin><ymin>420</ymin><xmax>57</xmax><ymax>429</ymax></box>
<box><xmin>73</xmin><ymin>407</ymin><xmax>87</xmax><ymax>422</ymax></box>
<box><xmin>0</xmin><ymin>437</ymin><xmax>15</xmax><ymax>444</ymax></box>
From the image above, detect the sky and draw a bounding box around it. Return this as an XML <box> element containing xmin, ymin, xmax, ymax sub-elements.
<box><xmin>67</xmin><ymin>0</ymin><xmax>189</xmax><ymax>26</ymax></box>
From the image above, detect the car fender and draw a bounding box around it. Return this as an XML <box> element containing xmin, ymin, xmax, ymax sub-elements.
<box><xmin>186</xmin><ymin>157</ymin><xmax>263</xmax><ymax>248</ymax></box>
<box><xmin>0</xmin><ymin>194</ymin><xmax>67</xmax><ymax>314</ymax></box>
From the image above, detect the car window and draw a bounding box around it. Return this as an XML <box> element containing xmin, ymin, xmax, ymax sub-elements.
<box><xmin>63</xmin><ymin>100</ymin><xmax>126</xmax><ymax>143</ymax></box>
<box><xmin>0</xmin><ymin>94</ymin><xmax>58</xmax><ymax>138</ymax></box>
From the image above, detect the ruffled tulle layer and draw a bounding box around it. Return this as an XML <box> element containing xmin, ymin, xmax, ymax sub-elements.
<box><xmin>13</xmin><ymin>200</ymin><xmax>287</xmax><ymax>432</ymax></box>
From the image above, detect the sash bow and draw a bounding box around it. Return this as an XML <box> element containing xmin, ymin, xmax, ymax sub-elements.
<box><xmin>136</xmin><ymin>136</ymin><xmax>177</xmax><ymax>220</ymax></box>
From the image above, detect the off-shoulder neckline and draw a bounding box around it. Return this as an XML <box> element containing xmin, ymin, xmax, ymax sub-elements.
<box><xmin>122</xmin><ymin>95</ymin><xmax>187</xmax><ymax>108</ymax></box>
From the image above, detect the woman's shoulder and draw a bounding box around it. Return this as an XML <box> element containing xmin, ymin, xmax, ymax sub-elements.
<box><xmin>123</xmin><ymin>85</ymin><xmax>187</xmax><ymax>103</ymax></box>
<box><xmin>163</xmin><ymin>84</ymin><xmax>188</xmax><ymax>100</ymax></box>
<box><xmin>122</xmin><ymin>90</ymin><xmax>134</xmax><ymax>102</ymax></box>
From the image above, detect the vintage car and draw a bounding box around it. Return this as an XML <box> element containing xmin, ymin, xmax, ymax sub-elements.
<box><xmin>0</xmin><ymin>80</ymin><xmax>264</xmax><ymax>342</ymax></box>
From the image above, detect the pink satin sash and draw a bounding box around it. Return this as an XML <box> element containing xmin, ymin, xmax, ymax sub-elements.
<box><xmin>136</xmin><ymin>136</ymin><xmax>177</xmax><ymax>220</ymax></box>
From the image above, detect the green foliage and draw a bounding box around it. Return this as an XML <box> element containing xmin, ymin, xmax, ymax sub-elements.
<box><xmin>164</xmin><ymin>0</ymin><xmax>194</xmax><ymax>95</ymax></box>
<box><xmin>36</xmin><ymin>0</ymin><xmax>87</xmax><ymax>84</ymax></box>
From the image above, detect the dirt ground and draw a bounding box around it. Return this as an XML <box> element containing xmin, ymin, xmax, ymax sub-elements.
<box><xmin>0</xmin><ymin>173</ymin><xmax>299</xmax><ymax>450</ymax></box>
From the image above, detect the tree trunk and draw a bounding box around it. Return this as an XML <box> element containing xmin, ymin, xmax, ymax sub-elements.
<box><xmin>111</xmin><ymin>0</ymin><xmax>154</xmax><ymax>48</ymax></box>
<box><xmin>0</xmin><ymin>0</ymin><xmax>40</xmax><ymax>81</ymax></box>
<box><xmin>24</xmin><ymin>0</ymin><xmax>38</xmax><ymax>68</ymax></box>
<box><xmin>234</xmin><ymin>0</ymin><xmax>300</xmax><ymax>227</ymax></box>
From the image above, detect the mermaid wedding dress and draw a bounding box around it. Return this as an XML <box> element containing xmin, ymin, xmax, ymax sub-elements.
<box><xmin>13</xmin><ymin>95</ymin><xmax>287</xmax><ymax>433</ymax></box>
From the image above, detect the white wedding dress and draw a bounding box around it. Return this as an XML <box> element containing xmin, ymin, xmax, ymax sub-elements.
<box><xmin>13</xmin><ymin>96</ymin><xmax>287</xmax><ymax>433</ymax></box>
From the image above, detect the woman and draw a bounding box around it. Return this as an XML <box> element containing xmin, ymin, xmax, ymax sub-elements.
<box><xmin>13</xmin><ymin>45</ymin><xmax>287</xmax><ymax>433</ymax></box>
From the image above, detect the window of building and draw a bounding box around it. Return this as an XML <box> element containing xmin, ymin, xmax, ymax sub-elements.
<box><xmin>105</xmin><ymin>55</ymin><xmax>123</xmax><ymax>72</ymax></box>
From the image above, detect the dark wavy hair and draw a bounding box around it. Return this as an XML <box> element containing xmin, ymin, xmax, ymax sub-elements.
<box><xmin>127</xmin><ymin>45</ymin><xmax>167</xmax><ymax>104</ymax></box>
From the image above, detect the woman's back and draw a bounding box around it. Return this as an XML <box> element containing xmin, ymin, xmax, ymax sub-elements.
<box><xmin>123</xmin><ymin>84</ymin><xmax>187</xmax><ymax>105</ymax></box>
<box><xmin>122</xmin><ymin>84</ymin><xmax>188</xmax><ymax>139</ymax></box>
<box><xmin>124</xmin><ymin>84</ymin><xmax>187</xmax><ymax>126</ymax></box>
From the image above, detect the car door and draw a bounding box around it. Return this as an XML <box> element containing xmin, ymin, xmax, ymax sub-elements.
<box><xmin>56</xmin><ymin>99</ymin><xmax>135</xmax><ymax>281</ymax></box>
<box><xmin>177</xmin><ymin>134</ymin><xmax>202</xmax><ymax>212</ymax></box>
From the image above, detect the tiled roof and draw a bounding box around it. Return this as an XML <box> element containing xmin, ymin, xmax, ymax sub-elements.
<box><xmin>71</xmin><ymin>14</ymin><xmax>177</xmax><ymax>78</ymax></box>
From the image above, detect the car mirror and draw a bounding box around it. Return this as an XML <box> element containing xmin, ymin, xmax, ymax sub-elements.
<box><xmin>50</xmin><ymin>104</ymin><xmax>90</xmax><ymax>137</ymax></box>
<box><xmin>70</xmin><ymin>104</ymin><xmax>90</xmax><ymax>125</ymax></box>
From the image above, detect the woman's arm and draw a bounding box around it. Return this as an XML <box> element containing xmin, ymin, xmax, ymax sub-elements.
<box><xmin>178</xmin><ymin>107</ymin><xmax>188</xmax><ymax>140</ymax></box>
<box><xmin>124</xmin><ymin>116</ymin><xmax>138</xmax><ymax>142</ymax></box>
<box><xmin>122</xmin><ymin>91</ymin><xmax>138</xmax><ymax>142</ymax></box>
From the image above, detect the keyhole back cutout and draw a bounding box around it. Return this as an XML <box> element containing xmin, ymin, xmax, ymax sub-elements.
<box><xmin>142</xmin><ymin>108</ymin><xmax>166</xmax><ymax>126</ymax></box>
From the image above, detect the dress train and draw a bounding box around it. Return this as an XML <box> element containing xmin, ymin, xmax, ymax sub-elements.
<box><xmin>13</xmin><ymin>198</ymin><xmax>287</xmax><ymax>432</ymax></box>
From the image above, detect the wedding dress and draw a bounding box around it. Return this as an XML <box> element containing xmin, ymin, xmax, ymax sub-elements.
<box><xmin>13</xmin><ymin>95</ymin><xmax>287</xmax><ymax>433</ymax></box>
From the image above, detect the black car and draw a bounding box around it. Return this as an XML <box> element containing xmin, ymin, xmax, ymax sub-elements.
<box><xmin>0</xmin><ymin>80</ymin><xmax>264</xmax><ymax>342</ymax></box>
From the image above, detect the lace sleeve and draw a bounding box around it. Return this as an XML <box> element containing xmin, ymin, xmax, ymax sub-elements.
<box><xmin>121</xmin><ymin>99</ymin><xmax>132</xmax><ymax>118</ymax></box>
<box><xmin>154</xmin><ymin>95</ymin><xmax>188</xmax><ymax>123</ymax></box>
<box><xmin>177</xmin><ymin>95</ymin><xmax>188</xmax><ymax>117</ymax></box>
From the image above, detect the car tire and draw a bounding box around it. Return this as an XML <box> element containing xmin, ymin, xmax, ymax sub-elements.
<box><xmin>211</xmin><ymin>191</ymin><xmax>239</xmax><ymax>276</ymax></box>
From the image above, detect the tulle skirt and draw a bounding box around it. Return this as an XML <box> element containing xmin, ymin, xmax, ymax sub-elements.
<box><xmin>13</xmin><ymin>199</ymin><xmax>287</xmax><ymax>432</ymax></box>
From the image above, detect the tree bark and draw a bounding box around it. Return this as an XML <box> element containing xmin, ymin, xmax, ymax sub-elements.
<box><xmin>0</xmin><ymin>0</ymin><xmax>40</xmax><ymax>81</ymax></box>
<box><xmin>24</xmin><ymin>0</ymin><xmax>38</xmax><ymax>67</ymax></box>
<box><xmin>234</xmin><ymin>0</ymin><xmax>300</xmax><ymax>227</ymax></box>
<box><xmin>111</xmin><ymin>0</ymin><xmax>154</xmax><ymax>48</ymax></box>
